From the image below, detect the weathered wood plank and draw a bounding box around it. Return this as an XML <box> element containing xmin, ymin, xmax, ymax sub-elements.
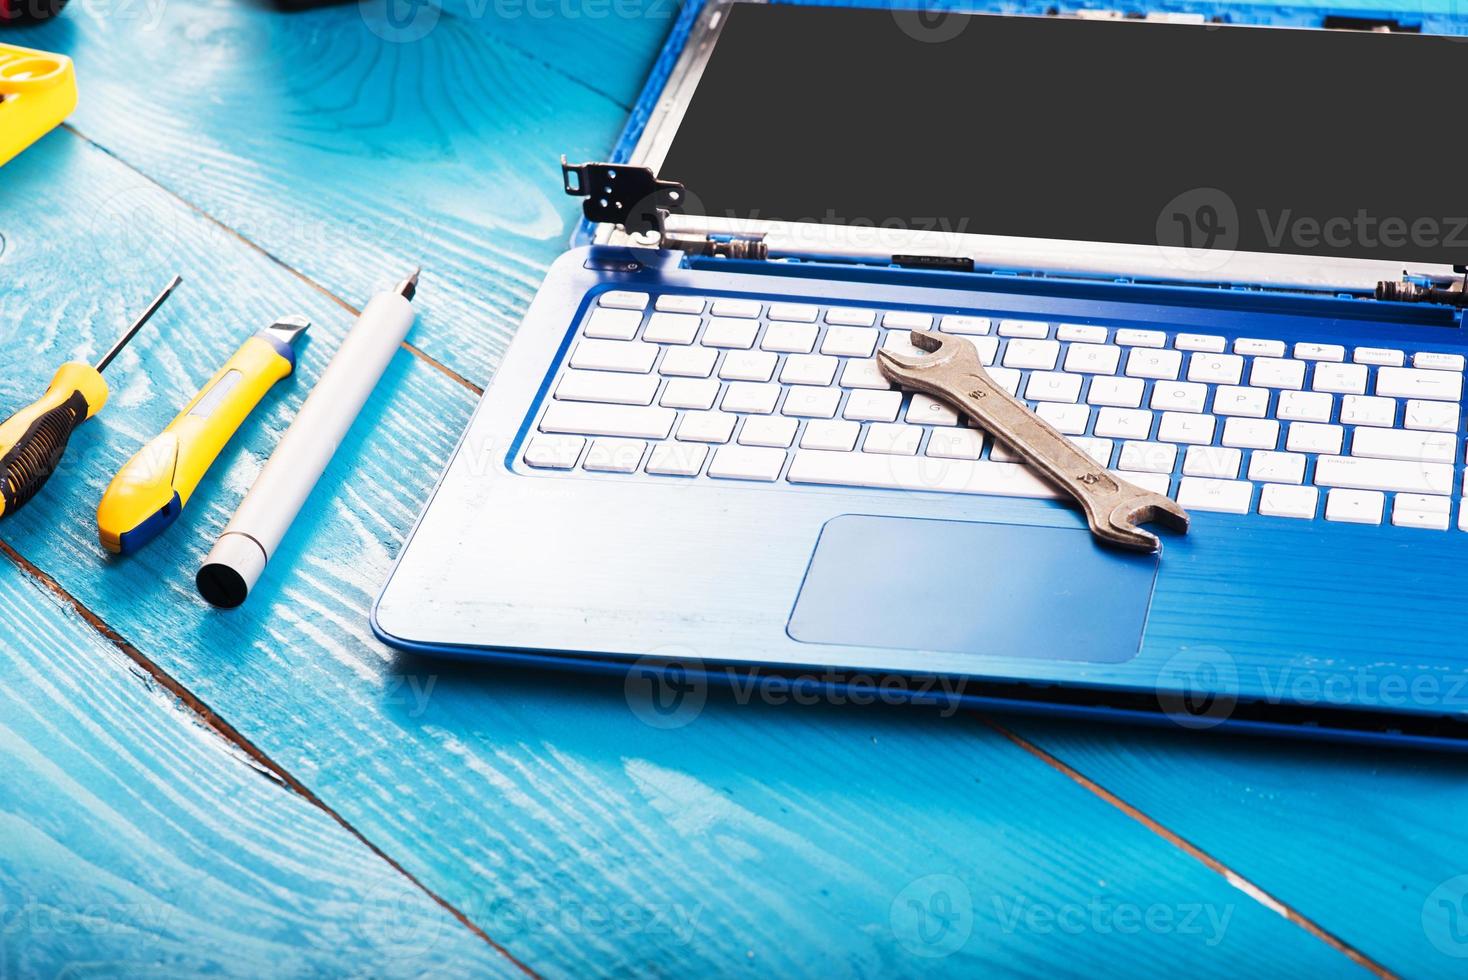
<box><xmin>0</xmin><ymin>129</ymin><xmax>1355</xmax><ymax>975</ymax></box>
<box><xmin>0</xmin><ymin>556</ymin><xmax>516</xmax><ymax>977</ymax></box>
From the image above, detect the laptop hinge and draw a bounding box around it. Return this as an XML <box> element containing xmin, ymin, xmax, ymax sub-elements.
<box><xmin>561</xmin><ymin>157</ymin><xmax>769</xmax><ymax>260</ymax></box>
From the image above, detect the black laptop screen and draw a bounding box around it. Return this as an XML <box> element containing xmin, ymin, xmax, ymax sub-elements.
<box><xmin>659</xmin><ymin>4</ymin><xmax>1468</xmax><ymax>267</ymax></box>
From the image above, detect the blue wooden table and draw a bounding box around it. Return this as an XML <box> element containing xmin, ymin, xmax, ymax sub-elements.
<box><xmin>3</xmin><ymin>2</ymin><xmax>1467</xmax><ymax>975</ymax></box>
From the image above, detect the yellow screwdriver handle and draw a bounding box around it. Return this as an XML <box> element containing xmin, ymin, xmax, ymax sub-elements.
<box><xmin>97</xmin><ymin>320</ymin><xmax>306</xmax><ymax>554</ymax></box>
<box><xmin>0</xmin><ymin>362</ymin><xmax>108</xmax><ymax>518</ymax></box>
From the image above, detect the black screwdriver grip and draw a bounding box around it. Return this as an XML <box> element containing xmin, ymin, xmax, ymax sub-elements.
<box><xmin>0</xmin><ymin>391</ymin><xmax>89</xmax><ymax>515</ymax></box>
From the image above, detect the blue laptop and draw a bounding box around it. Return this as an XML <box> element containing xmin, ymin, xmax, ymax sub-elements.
<box><xmin>375</xmin><ymin>0</ymin><xmax>1468</xmax><ymax>748</ymax></box>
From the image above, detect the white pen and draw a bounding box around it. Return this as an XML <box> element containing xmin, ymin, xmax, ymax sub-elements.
<box><xmin>196</xmin><ymin>270</ymin><xmax>420</xmax><ymax>608</ymax></box>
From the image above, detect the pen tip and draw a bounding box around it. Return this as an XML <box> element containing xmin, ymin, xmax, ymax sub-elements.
<box><xmin>396</xmin><ymin>268</ymin><xmax>421</xmax><ymax>302</ymax></box>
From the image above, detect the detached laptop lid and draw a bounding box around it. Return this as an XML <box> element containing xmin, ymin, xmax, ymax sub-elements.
<box><xmin>597</xmin><ymin>0</ymin><xmax>1468</xmax><ymax>296</ymax></box>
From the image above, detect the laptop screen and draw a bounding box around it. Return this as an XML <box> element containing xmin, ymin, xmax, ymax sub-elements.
<box><xmin>660</xmin><ymin>4</ymin><xmax>1468</xmax><ymax>267</ymax></box>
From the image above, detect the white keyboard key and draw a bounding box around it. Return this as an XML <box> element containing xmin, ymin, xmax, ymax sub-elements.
<box><xmin>801</xmin><ymin>419</ymin><xmax>860</xmax><ymax>451</ymax></box>
<box><xmin>1182</xmin><ymin>445</ymin><xmax>1241</xmax><ymax>479</ymax></box>
<box><xmin>762</xmin><ymin>321</ymin><xmax>818</xmax><ymax>353</ymax></box>
<box><xmin>555</xmin><ymin>370</ymin><xmax>658</xmax><ymax>405</ymax></box>
<box><xmin>987</xmin><ymin>367</ymin><xmax>1023</xmax><ymax>396</ymax></box>
<box><xmin>1117</xmin><ymin>471</ymin><xmax>1171</xmax><ymax>495</ymax></box>
<box><xmin>1235</xmin><ymin>338</ymin><xmax>1285</xmax><ymax>357</ymax></box>
<box><xmin>884</xmin><ymin>310</ymin><xmax>932</xmax><ymax>330</ymax></box>
<box><xmin>701</xmin><ymin>317</ymin><xmax>760</xmax><ymax>349</ymax></box>
<box><xmin>966</xmin><ymin>336</ymin><xmax>1000</xmax><ymax>365</ymax></box>
<box><xmin>821</xmin><ymin>326</ymin><xmax>880</xmax><ymax>358</ymax></box>
<box><xmin>1057</xmin><ymin>323</ymin><xmax>1108</xmax><ymax>343</ymax></box>
<box><xmin>768</xmin><ymin>302</ymin><xmax>819</xmax><ymax>322</ymax></box>
<box><xmin>721</xmin><ymin>382</ymin><xmax>781</xmax><ymax>414</ymax></box>
<box><xmin>659</xmin><ymin>346</ymin><xmax>718</xmax><ymax>378</ymax></box>
<box><xmin>882</xmin><ymin>332</ymin><xmax>926</xmax><ymax>358</ymax></box>
<box><xmin>1314</xmin><ymin>455</ymin><xmax>1454</xmax><ymax>496</ymax></box>
<box><xmin>864</xmin><ymin>423</ymin><xmax>922</xmax><ymax>456</ymax></box>
<box><xmin>1150</xmin><ymin>381</ymin><xmax>1208</xmax><ymax>413</ymax></box>
<box><xmin>737</xmin><ymin>415</ymin><xmax>798</xmax><ymax>448</ymax></box>
<box><xmin>1088</xmin><ymin>376</ymin><xmax>1145</xmax><ymax>408</ymax></box>
<box><xmin>571</xmin><ymin>339</ymin><xmax>658</xmax><ymax>373</ymax></box>
<box><xmin>1250</xmin><ymin>358</ymin><xmax>1306</xmax><ymax>390</ymax></box>
<box><xmin>780</xmin><ymin>354</ymin><xmax>839</xmax><ymax>386</ymax></box>
<box><xmin>840</xmin><ymin>359</ymin><xmax>894</xmax><ymax>390</ymax></box>
<box><xmin>584</xmin><ymin>307</ymin><xmax>643</xmax><ymax>340</ymax></box>
<box><xmin>1393</xmin><ymin>493</ymin><xmax>1451</xmax><ymax>529</ymax></box>
<box><xmin>660</xmin><ymin>377</ymin><xmax>720</xmax><ymax>410</ymax></box>
<box><xmin>1275</xmin><ymin>390</ymin><xmax>1333</xmax><ymax>423</ymax></box>
<box><xmin>1248</xmin><ymin>450</ymin><xmax>1305</xmax><ymax>484</ymax></box>
<box><xmin>783</xmin><ymin>386</ymin><xmax>841</xmax><ymax>418</ymax></box>
<box><xmin>1157</xmin><ymin>412</ymin><xmax>1216</xmax><ymax>445</ymax></box>
<box><xmin>1187</xmin><ymin>353</ymin><xmax>1244</xmax><ymax>385</ymax></box>
<box><xmin>1175</xmin><ymin>333</ymin><xmax>1226</xmax><ymax>353</ymax></box>
<box><xmin>1024</xmin><ymin>372</ymin><xmax>1083</xmax><ymax>403</ymax></box>
<box><xmin>787</xmin><ymin>449</ymin><xmax>1058</xmax><ymax>499</ymax></box>
<box><xmin>641</xmin><ymin>312</ymin><xmax>701</xmax><ymax>345</ymax></box>
<box><xmin>1312</xmin><ymin>362</ymin><xmax>1368</xmax><ymax>394</ymax></box>
<box><xmin>1325</xmin><ymin>488</ymin><xmax>1384</xmax><ymax>525</ymax></box>
<box><xmin>1064</xmin><ymin>343</ymin><xmax>1121</xmax><ymax>375</ymax></box>
<box><xmin>1414</xmin><ymin>351</ymin><xmax>1465</xmax><ymax>372</ymax></box>
<box><xmin>719</xmin><ymin>349</ymin><xmax>778</xmax><ymax>382</ymax></box>
<box><xmin>927</xmin><ymin>428</ymin><xmax>984</xmax><ymax>459</ymax></box>
<box><xmin>541</xmin><ymin>402</ymin><xmax>674</xmax><ymax>440</ymax></box>
<box><xmin>708</xmin><ymin>445</ymin><xmax>787</xmax><ymax>482</ymax></box>
<box><xmin>1295</xmin><ymin>342</ymin><xmax>1345</xmax><ymax>362</ymax></box>
<box><xmin>645</xmin><ymin>442</ymin><xmax>707</xmax><ymax>476</ymax></box>
<box><xmin>1125</xmin><ymin>347</ymin><xmax>1182</xmax><ymax>380</ymax></box>
<box><xmin>711</xmin><ymin>298</ymin><xmax>760</xmax><ymax>318</ymax></box>
<box><xmin>524</xmin><ymin>434</ymin><xmax>583</xmax><ymax>469</ymax></box>
<box><xmin>1285</xmin><ymin>422</ymin><xmax>1344</xmax><ymax>455</ymax></box>
<box><xmin>999</xmin><ymin>319</ymin><xmax>1049</xmax><ymax>338</ymax></box>
<box><xmin>1178</xmin><ymin>477</ymin><xmax>1254</xmax><ymax>514</ymax></box>
<box><xmin>906</xmin><ymin>393</ymin><xmax>961</xmax><ymax>426</ymax></box>
<box><xmin>1404</xmin><ymin>399</ymin><xmax>1459</xmax><ymax>433</ymax></box>
<box><xmin>941</xmin><ymin>315</ymin><xmax>992</xmax><ymax>335</ymax></box>
<box><xmin>845</xmin><ymin>389</ymin><xmax>903</xmax><ymax>422</ymax></box>
<box><xmin>1221</xmin><ymin>417</ymin><xmax>1279</xmax><ymax>450</ymax></box>
<box><xmin>1350</xmin><ymin>427</ymin><xmax>1456</xmax><ymax>464</ymax></box>
<box><xmin>583</xmin><ymin>438</ymin><xmax>646</xmax><ymax>473</ymax></box>
<box><xmin>1377</xmin><ymin>366</ymin><xmax>1462</xmax><ymax>402</ymax></box>
<box><xmin>1339</xmin><ymin>394</ymin><xmax>1395</xmax><ymax>427</ymax></box>
<box><xmin>1214</xmin><ymin>386</ymin><xmax>1269</xmax><ymax>418</ymax></box>
<box><xmin>1259</xmin><ymin>484</ymin><xmax>1318</xmax><ymax>519</ymax></box>
<box><xmin>1354</xmin><ymin>347</ymin><xmax>1404</xmax><ymax>367</ymax></box>
<box><xmin>655</xmin><ymin>294</ymin><xmax>704</xmax><ymax>314</ymax></box>
<box><xmin>598</xmin><ymin>290</ymin><xmax>648</xmax><ymax>310</ymax></box>
<box><xmin>826</xmin><ymin>307</ymin><xmax>877</xmax><ymax>326</ymax></box>
<box><xmin>1073</xmin><ymin>437</ymin><xmax>1114</xmax><ymax>466</ymax></box>
<box><xmin>677</xmin><ymin>411</ymin><xmax>737</xmax><ymax>443</ymax></box>
<box><xmin>1003</xmin><ymin>338</ymin><xmax>1060</xmax><ymax>370</ymax></box>
<box><xmin>1117</xmin><ymin>441</ymin><xmax>1177</xmax><ymax>474</ymax></box>
<box><xmin>1115</xmin><ymin>328</ymin><xmax>1166</xmax><ymax>348</ymax></box>
<box><xmin>1036</xmin><ymin>402</ymin><xmax>1090</xmax><ymax>435</ymax></box>
<box><xmin>1094</xmin><ymin>407</ymin><xmax>1153</xmax><ymax>440</ymax></box>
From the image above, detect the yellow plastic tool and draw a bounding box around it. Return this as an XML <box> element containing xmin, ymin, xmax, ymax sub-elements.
<box><xmin>0</xmin><ymin>42</ymin><xmax>78</xmax><ymax>168</ymax></box>
<box><xmin>97</xmin><ymin>316</ymin><xmax>309</xmax><ymax>555</ymax></box>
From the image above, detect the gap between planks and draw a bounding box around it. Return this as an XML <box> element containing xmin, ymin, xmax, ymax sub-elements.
<box><xmin>48</xmin><ymin>117</ymin><xmax>1393</xmax><ymax>976</ymax></box>
<box><xmin>0</xmin><ymin>539</ymin><xmax>540</xmax><ymax>980</ymax></box>
<box><xmin>982</xmin><ymin>717</ymin><xmax>1396</xmax><ymax>979</ymax></box>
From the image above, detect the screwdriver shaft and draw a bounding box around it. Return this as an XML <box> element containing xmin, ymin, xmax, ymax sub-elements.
<box><xmin>95</xmin><ymin>275</ymin><xmax>183</xmax><ymax>372</ymax></box>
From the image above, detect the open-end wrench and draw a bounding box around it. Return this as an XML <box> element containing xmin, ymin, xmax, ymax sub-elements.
<box><xmin>877</xmin><ymin>330</ymin><xmax>1190</xmax><ymax>552</ymax></box>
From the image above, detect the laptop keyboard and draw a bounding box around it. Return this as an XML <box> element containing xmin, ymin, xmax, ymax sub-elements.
<box><xmin>520</xmin><ymin>289</ymin><xmax>1466</xmax><ymax>531</ymax></box>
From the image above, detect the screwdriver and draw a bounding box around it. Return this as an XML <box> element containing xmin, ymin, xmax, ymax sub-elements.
<box><xmin>0</xmin><ymin>276</ymin><xmax>182</xmax><ymax>518</ymax></box>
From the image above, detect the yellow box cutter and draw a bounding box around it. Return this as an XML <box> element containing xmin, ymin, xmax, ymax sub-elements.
<box><xmin>0</xmin><ymin>42</ymin><xmax>79</xmax><ymax>168</ymax></box>
<box><xmin>97</xmin><ymin>315</ymin><xmax>309</xmax><ymax>555</ymax></box>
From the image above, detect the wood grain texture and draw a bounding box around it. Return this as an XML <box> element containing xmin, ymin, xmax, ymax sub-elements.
<box><xmin>0</xmin><ymin>130</ymin><xmax>1357</xmax><ymax>974</ymax></box>
<box><xmin>0</xmin><ymin>556</ymin><xmax>514</xmax><ymax>977</ymax></box>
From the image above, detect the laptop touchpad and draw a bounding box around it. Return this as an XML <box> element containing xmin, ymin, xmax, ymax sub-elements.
<box><xmin>787</xmin><ymin>515</ymin><xmax>1157</xmax><ymax>664</ymax></box>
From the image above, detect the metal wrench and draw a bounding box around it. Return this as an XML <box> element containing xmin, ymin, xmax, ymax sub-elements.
<box><xmin>877</xmin><ymin>330</ymin><xmax>1190</xmax><ymax>552</ymax></box>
